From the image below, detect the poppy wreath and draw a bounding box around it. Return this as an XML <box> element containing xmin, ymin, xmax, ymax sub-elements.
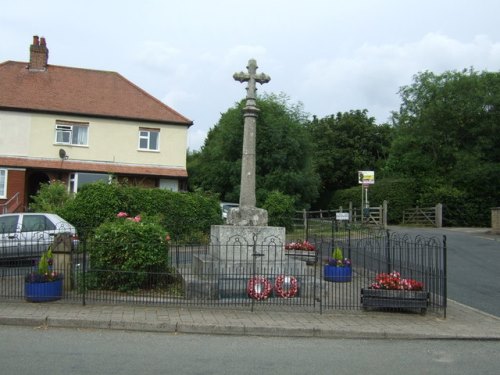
<box><xmin>274</xmin><ymin>274</ymin><xmax>299</xmax><ymax>298</ymax></box>
<box><xmin>247</xmin><ymin>276</ymin><xmax>273</xmax><ymax>300</ymax></box>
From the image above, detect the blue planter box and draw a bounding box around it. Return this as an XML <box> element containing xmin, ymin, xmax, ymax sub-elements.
<box><xmin>323</xmin><ymin>265</ymin><xmax>352</xmax><ymax>282</ymax></box>
<box><xmin>25</xmin><ymin>279</ymin><xmax>63</xmax><ymax>302</ymax></box>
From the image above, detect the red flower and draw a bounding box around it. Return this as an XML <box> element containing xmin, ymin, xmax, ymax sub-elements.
<box><xmin>370</xmin><ymin>271</ymin><xmax>424</xmax><ymax>291</ymax></box>
<box><xmin>285</xmin><ymin>240</ymin><xmax>315</xmax><ymax>251</ymax></box>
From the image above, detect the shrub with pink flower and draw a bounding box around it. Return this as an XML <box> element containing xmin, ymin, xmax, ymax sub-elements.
<box><xmin>116</xmin><ymin>212</ymin><xmax>141</xmax><ymax>222</ymax></box>
<box><xmin>370</xmin><ymin>270</ymin><xmax>424</xmax><ymax>291</ymax></box>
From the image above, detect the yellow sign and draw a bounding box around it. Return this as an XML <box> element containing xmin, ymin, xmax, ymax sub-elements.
<box><xmin>358</xmin><ymin>171</ymin><xmax>375</xmax><ymax>184</ymax></box>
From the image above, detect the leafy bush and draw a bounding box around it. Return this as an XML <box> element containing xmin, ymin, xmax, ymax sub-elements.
<box><xmin>262</xmin><ymin>191</ymin><xmax>296</xmax><ymax>230</ymax></box>
<box><xmin>29</xmin><ymin>180</ymin><xmax>72</xmax><ymax>213</ymax></box>
<box><xmin>369</xmin><ymin>178</ymin><xmax>418</xmax><ymax>224</ymax></box>
<box><xmin>88</xmin><ymin>214</ymin><xmax>170</xmax><ymax>291</ymax></box>
<box><xmin>58</xmin><ymin>181</ymin><xmax>123</xmax><ymax>238</ymax></box>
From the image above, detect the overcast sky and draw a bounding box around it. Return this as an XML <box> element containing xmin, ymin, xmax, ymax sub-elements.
<box><xmin>2</xmin><ymin>1</ymin><xmax>500</xmax><ymax>150</ymax></box>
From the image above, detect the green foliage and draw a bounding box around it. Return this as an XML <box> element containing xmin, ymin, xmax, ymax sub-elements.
<box><xmin>88</xmin><ymin>215</ymin><xmax>170</xmax><ymax>291</ymax></box>
<box><xmin>58</xmin><ymin>181</ymin><xmax>122</xmax><ymax>238</ymax></box>
<box><xmin>330</xmin><ymin>186</ymin><xmax>360</xmax><ymax>209</ymax></box>
<box><xmin>369</xmin><ymin>178</ymin><xmax>418</xmax><ymax>224</ymax></box>
<box><xmin>262</xmin><ymin>191</ymin><xmax>296</xmax><ymax>230</ymax></box>
<box><xmin>331</xmin><ymin>178</ymin><xmax>417</xmax><ymax>224</ymax></box>
<box><xmin>37</xmin><ymin>247</ymin><xmax>52</xmax><ymax>276</ymax></box>
<box><xmin>29</xmin><ymin>180</ymin><xmax>72</xmax><ymax>213</ymax></box>
<box><xmin>187</xmin><ymin>93</ymin><xmax>320</xmax><ymax>208</ymax></box>
<box><xmin>307</xmin><ymin>110</ymin><xmax>392</xmax><ymax>208</ymax></box>
<box><xmin>387</xmin><ymin>69</ymin><xmax>500</xmax><ymax>226</ymax></box>
<box><xmin>59</xmin><ymin>182</ymin><xmax>222</xmax><ymax>241</ymax></box>
<box><xmin>332</xmin><ymin>247</ymin><xmax>343</xmax><ymax>261</ymax></box>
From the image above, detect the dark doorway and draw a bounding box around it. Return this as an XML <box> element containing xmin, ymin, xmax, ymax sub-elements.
<box><xmin>27</xmin><ymin>171</ymin><xmax>50</xmax><ymax>205</ymax></box>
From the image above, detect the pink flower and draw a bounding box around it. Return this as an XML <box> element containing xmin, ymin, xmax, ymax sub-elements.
<box><xmin>117</xmin><ymin>212</ymin><xmax>128</xmax><ymax>218</ymax></box>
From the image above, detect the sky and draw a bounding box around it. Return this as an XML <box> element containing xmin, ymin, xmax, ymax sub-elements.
<box><xmin>2</xmin><ymin>1</ymin><xmax>500</xmax><ymax>151</ymax></box>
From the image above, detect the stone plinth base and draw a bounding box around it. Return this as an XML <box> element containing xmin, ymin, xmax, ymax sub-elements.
<box><xmin>210</xmin><ymin>225</ymin><xmax>285</xmax><ymax>261</ymax></box>
<box><xmin>175</xmin><ymin>224</ymin><xmax>318</xmax><ymax>300</ymax></box>
<box><xmin>180</xmin><ymin>272</ymin><xmax>219</xmax><ymax>299</ymax></box>
<box><xmin>227</xmin><ymin>207</ymin><xmax>268</xmax><ymax>226</ymax></box>
<box><xmin>193</xmin><ymin>253</ymin><xmax>306</xmax><ymax>279</ymax></box>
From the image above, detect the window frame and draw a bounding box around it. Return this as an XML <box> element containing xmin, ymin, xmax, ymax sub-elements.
<box><xmin>69</xmin><ymin>172</ymin><xmax>112</xmax><ymax>193</ymax></box>
<box><xmin>0</xmin><ymin>169</ymin><xmax>7</xmax><ymax>199</ymax></box>
<box><xmin>55</xmin><ymin>120</ymin><xmax>89</xmax><ymax>146</ymax></box>
<box><xmin>138</xmin><ymin>127</ymin><xmax>160</xmax><ymax>151</ymax></box>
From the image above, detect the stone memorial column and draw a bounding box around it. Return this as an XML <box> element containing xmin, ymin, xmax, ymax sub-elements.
<box><xmin>228</xmin><ymin>59</ymin><xmax>270</xmax><ymax>226</ymax></box>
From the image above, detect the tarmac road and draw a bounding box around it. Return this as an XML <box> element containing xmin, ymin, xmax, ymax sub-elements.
<box><xmin>1</xmin><ymin>325</ymin><xmax>499</xmax><ymax>375</ymax></box>
<box><xmin>388</xmin><ymin>226</ymin><xmax>500</xmax><ymax>317</ymax></box>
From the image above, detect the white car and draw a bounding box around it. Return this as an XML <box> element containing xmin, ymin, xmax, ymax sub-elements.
<box><xmin>220</xmin><ymin>202</ymin><xmax>239</xmax><ymax>222</ymax></box>
<box><xmin>0</xmin><ymin>213</ymin><xmax>78</xmax><ymax>260</ymax></box>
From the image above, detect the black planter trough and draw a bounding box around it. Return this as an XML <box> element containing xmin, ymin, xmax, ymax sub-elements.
<box><xmin>361</xmin><ymin>288</ymin><xmax>429</xmax><ymax>314</ymax></box>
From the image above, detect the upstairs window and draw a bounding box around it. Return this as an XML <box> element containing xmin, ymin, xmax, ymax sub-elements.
<box><xmin>55</xmin><ymin>121</ymin><xmax>88</xmax><ymax>146</ymax></box>
<box><xmin>138</xmin><ymin>128</ymin><xmax>159</xmax><ymax>151</ymax></box>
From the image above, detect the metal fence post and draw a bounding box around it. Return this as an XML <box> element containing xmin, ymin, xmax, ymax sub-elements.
<box><xmin>304</xmin><ymin>209</ymin><xmax>309</xmax><ymax>240</ymax></box>
<box><xmin>386</xmin><ymin>229</ymin><xmax>392</xmax><ymax>273</ymax></box>
<box><xmin>383</xmin><ymin>200</ymin><xmax>388</xmax><ymax>229</ymax></box>
<box><xmin>82</xmin><ymin>239</ymin><xmax>86</xmax><ymax>306</ymax></box>
<box><xmin>443</xmin><ymin>234</ymin><xmax>447</xmax><ymax>318</ymax></box>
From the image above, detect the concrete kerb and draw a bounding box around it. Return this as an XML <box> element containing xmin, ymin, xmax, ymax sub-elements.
<box><xmin>0</xmin><ymin>300</ymin><xmax>499</xmax><ymax>340</ymax></box>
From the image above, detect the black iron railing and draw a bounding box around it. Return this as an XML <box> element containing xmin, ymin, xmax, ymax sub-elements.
<box><xmin>0</xmin><ymin>222</ymin><xmax>447</xmax><ymax>316</ymax></box>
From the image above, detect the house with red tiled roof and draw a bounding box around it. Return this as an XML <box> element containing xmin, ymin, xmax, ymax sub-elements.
<box><xmin>0</xmin><ymin>36</ymin><xmax>193</xmax><ymax>213</ymax></box>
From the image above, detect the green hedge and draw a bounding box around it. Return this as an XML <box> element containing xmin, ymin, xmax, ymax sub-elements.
<box><xmin>330</xmin><ymin>177</ymin><xmax>494</xmax><ymax>226</ymax></box>
<box><xmin>330</xmin><ymin>178</ymin><xmax>418</xmax><ymax>224</ymax></box>
<box><xmin>58</xmin><ymin>182</ymin><xmax>222</xmax><ymax>241</ymax></box>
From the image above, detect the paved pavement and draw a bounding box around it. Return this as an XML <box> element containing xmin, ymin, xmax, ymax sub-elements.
<box><xmin>0</xmin><ymin>299</ymin><xmax>499</xmax><ymax>340</ymax></box>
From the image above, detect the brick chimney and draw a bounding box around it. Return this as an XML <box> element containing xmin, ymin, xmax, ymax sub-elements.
<box><xmin>29</xmin><ymin>35</ymin><xmax>49</xmax><ymax>71</ymax></box>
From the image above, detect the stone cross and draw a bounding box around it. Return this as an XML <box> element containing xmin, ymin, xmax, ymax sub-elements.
<box><xmin>232</xmin><ymin>59</ymin><xmax>270</xmax><ymax>211</ymax></box>
<box><xmin>233</xmin><ymin>59</ymin><xmax>271</xmax><ymax>103</ymax></box>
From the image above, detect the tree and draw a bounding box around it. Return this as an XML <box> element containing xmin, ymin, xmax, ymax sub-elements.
<box><xmin>307</xmin><ymin>110</ymin><xmax>392</xmax><ymax>208</ymax></box>
<box><xmin>387</xmin><ymin>69</ymin><xmax>500</xmax><ymax>225</ymax></box>
<box><xmin>187</xmin><ymin>93</ymin><xmax>319</xmax><ymax>208</ymax></box>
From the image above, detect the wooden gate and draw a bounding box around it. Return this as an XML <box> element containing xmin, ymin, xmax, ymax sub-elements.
<box><xmin>402</xmin><ymin>204</ymin><xmax>443</xmax><ymax>227</ymax></box>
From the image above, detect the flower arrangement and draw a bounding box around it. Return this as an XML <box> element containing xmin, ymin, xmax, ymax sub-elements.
<box><xmin>117</xmin><ymin>211</ymin><xmax>141</xmax><ymax>222</ymax></box>
<box><xmin>285</xmin><ymin>240</ymin><xmax>316</xmax><ymax>251</ymax></box>
<box><xmin>370</xmin><ymin>270</ymin><xmax>424</xmax><ymax>291</ymax></box>
<box><xmin>327</xmin><ymin>247</ymin><xmax>351</xmax><ymax>267</ymax></box>
<box><xmin>25</xmin><ymin>248</ymin><xmax>62</xmax><ymax>283</ymax></box>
